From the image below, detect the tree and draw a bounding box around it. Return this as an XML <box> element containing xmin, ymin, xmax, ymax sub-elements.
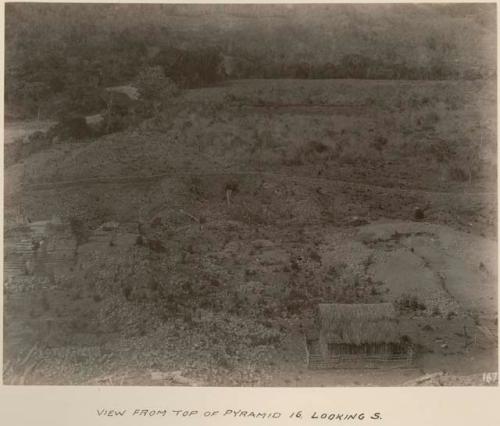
<box><xmin>22</xmin><ymin>81</ymin><xmax>51</xmax><ymax>120</ymax></box>
<box><xmin>339</xmin><ymin>54</ymin><xmax>370</xmax><ymax>79</ymax></box>
<box><xmin>152</xmin><ymin>47</ymin><xmax>224</xmax><ymax>87</ymax></box>
<box><xmin>135</xmin><ymin>66</ymin><xmax>179</xmax><ymax>116</ymax></box>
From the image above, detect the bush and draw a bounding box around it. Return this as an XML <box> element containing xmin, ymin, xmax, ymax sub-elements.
<box><xmin>122</xmin><ymin>285</ymin><xmax>132</xmax><ymax>301</ymax></box>
<box><xmin>309</xmin><ymin>141</ymin><xmax>329</xmax><ymax>154</ymax></box>
<box><xmin>41</xmin><ymin>292</ymin><xmax>51</xmax><ymax>311</ymax></box>
<box><xmin>154</xmin><ymin>47</ymin><xmax>224</xmax><ymax>88</ymax></box>
<box><xmin>55</xmin><ymin>115</ymin><xmax>91</xmax><ymax>140</ymax></box>
<box><xmin>228</xmin><ymin>203</ymin><xmax>269</xmax><ymax>225</ymax></box>
<box><xmin>372</xmin><ymin>135</ymin><xmax>388</xmax><ymax>152</ymax></box>
<box><xmin>189</xmin><ymin>176</ymin><xmax>204</xmax><ymax>197</ymax></box>
<box><xmin>449</xmin><ymin>166</ymin><xmax>469</xmax><ymax>182</ymax></box>
<box><xmin>395</xmin><ymin>294</ymin><xmax>426</xmax><ymax>312</ymax></box>
<box><xmin>421</xmin><ymin>111</ymin><xmax>440</xmax><ymax>129</ymax></box>
<box><xmin>148</xmin><ymin>239</ymin><xmax>166</xmax><ymax>253</ymax></box>
<box><xmin>135</xmin><ymin>66</ymin><xmax>179</xmax><ymax>116</ymax></box>
<box><xmin>224</xmin><ymin>180</ymin><xmax>239</xmax><ymax>193</ymax></box>
<box><xmin>69</xmin><ymin>217</ymin><xmax>90</xmax><ymax>246</ymax></box>
<box><xmin>286</xmin><ymin>141</ymin><xmax>331</xmax><ymax>165</ymax></box>
<box><xmin>99</xmin><ymin>108</ymin><xmax>129</xmax><ymax>135</ymax></box>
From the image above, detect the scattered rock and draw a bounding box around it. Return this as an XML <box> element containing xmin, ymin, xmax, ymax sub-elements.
<box><xmin>150</xmin><ymin>370</ymin><xmax>199</xmax><ymax>386</ymax></box>
<box><xmin>404</xmin><ymin>371</ymin><xmax>445</xmax><ymax>386</ymax></box>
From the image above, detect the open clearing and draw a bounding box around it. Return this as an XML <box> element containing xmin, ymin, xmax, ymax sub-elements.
<box><xmin>3</xmin><ymin>79</ymin><xmax>497</xmax><ymax>386</ymax></box>
<box><xmin>4</xmin><ymin>120</ymin><xmax>56</xmax><ymax>145</ymax></box>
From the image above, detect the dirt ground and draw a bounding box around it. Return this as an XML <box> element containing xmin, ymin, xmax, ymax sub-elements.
<box><xmin>3</xmin><ymin>79</ymin><xmax>497</xmax><ymax>386</ymax></box>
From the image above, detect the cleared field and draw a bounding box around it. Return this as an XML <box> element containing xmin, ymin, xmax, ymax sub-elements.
<box><xmin>4</xmin><ymin>120</ymin><xmax>56</xmax><ymax>145</ymax></box>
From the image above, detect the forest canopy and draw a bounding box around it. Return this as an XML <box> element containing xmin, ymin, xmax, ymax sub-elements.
<box><xmin>5</xmin><ymin>3</ymin><xmax>496</xmax><ymax>120</ymax></box>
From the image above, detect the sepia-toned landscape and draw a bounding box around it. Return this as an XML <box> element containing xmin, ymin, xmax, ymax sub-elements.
<box><xmin>3</xmin><ymin>3</ymin><xmax>497</xmax><ymax>386</ymax></box>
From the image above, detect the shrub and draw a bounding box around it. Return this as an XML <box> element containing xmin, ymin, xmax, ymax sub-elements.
<box><xmin>69</xmin><ymin>217</ymin><xmax>90</xmax><ymax>246</ymax></box>
<box><xmin>421</xmin><ymin>111</ymin><xmax>440</xmax><ymax>129</ymax></box>
<box><xmin>69</xmin><ymin>317</ymin><xmax>89</xmax><ymax>332</ymax></box>
<box><xmin>135</xmin><ymin>66</ymin><xmax>179</xmax><ymax>116</ymax></box>
<box><xmin>228</xmin><ymin>203</ymin><xmax>269</xmax><ymax>225</ymax></box>
<box><xmin>309</xmin><ymin>249</ymin><xmax>322</xmax><ymax>263</ymax></box>
<box><xmin>152</xmin><ymin>47</ymin><xmax>223</xmax><ymax>88</ymax></box>
<box><xmin>41</xmin><ymin>292</ymin><xmax>51</xmax><ymax>311</ymax></box>
<box><xmin>309</xmin><ymin>141</ymin><xmax>329</xmax><ymax>154</ymax></box>
<box><xmin>60</xmin><ymin>85</ymin><xmax>107</xmax><ymax>116</ymax></box>
<box><xmin>372</xmin><ymin>135</ymin><xmax>388</xmax><ymax>152</ymax></box>
<box><xmin>286</xmin><ymin>141</ymin><xmax>330</xmax><ymax>165</ymax></box>
<box><xmin>395</xmin><ymin>294</ymin><xmax>426</xmax><ymax>312</ymax></box>
<box><xmin>148</xmin><ymin>239</ymin><xmax>166</xmax><ymax>253</ymax></box>
<box><xmin>225</xmin><ymin>181</ymin><xmax>239</xmax><ymax>193</ymax></box>
<box><xmin>54</xmin><ymin>115</ymin><xmax>91</xmax><ymax>140</ymax></box>
<box><xmin>449</xmin><ymin>166</ymin><xmax>469</xmax><ymax>182</ymax></box>
<box><xmin>432</xmin><ymin>305</ymin><xmax>442</xmax><ymax>316</ymax></box>
<box><xmin>122</xmin><ymin>285</ymin><xmax>132</xmax><ymax>301</ymax></box>
<box><xmin>99</xmin><ymin>106</ymin><xmax>129</xmax><ymax>135</ymax></box>
<box><xmin>189</xmin><ymin>176</ymin><xmax>203</xmax><ymax>197</ymax></box>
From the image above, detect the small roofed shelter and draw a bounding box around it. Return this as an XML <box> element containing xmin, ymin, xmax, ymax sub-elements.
<box><xmin>305</xmin><ymin>303</ymin><xmax>413</xmax><ymax>369</ymax></box>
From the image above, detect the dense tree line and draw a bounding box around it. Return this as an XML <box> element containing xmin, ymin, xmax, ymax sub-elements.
<box><xmin>5</xmin><ymin>3</ymin><xmax>495</xmax><ymax>120</ymax></box>
<box><xmin>225</xmin><ymin>54</ymin><xmax>480</xmax><ymax>81</ymax></box>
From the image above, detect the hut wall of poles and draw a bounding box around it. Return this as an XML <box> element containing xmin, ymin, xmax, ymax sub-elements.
<box><xmin>306</xmin><ymin>303</ymin><xmax>414</xmax><ymax>369</ymax></box>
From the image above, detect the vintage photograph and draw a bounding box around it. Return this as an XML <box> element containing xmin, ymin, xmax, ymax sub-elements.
<box><xmin>3</xmin><ymin>2</ymin><xmax>498</xmax><ymax>386</ymax></box>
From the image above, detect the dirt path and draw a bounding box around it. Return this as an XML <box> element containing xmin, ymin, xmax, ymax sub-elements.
<box><xmin>21</xmin><ymin>170</ymin><xmax>496</xmax><ymax>198</ymax></box>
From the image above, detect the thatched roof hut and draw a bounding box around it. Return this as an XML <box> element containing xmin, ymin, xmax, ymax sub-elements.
<box><xmin>317</xmin><ymin>303</ymin><xmax>399</xmax><ymax>346</ymax></box>
<box><xmin>305</xmin><ymin>303</ymin><xmax>413</xmax><ymax>369</ymax></box>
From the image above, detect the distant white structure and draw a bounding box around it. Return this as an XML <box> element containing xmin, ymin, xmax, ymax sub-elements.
<box><xmin>85</xmin><ymin>113</ymin><xmax>104</xmax><ymax>127</ymax></box>
<box><xmin>105</xmin><ymin>85</ymin><xmax>140</xmax><ymax>101</ymax></box>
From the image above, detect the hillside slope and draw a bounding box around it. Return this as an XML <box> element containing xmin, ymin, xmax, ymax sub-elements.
<box><xmin>3</xmin><ymin>79</ymin><xmax>497</xmax><ymax>386</ymax></box>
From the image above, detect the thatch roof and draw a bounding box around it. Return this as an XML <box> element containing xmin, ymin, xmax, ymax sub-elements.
<box><xmin>317</xmin><ymin>303</ymin><xmax>400</xmax><ymax>345</ymax></box>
